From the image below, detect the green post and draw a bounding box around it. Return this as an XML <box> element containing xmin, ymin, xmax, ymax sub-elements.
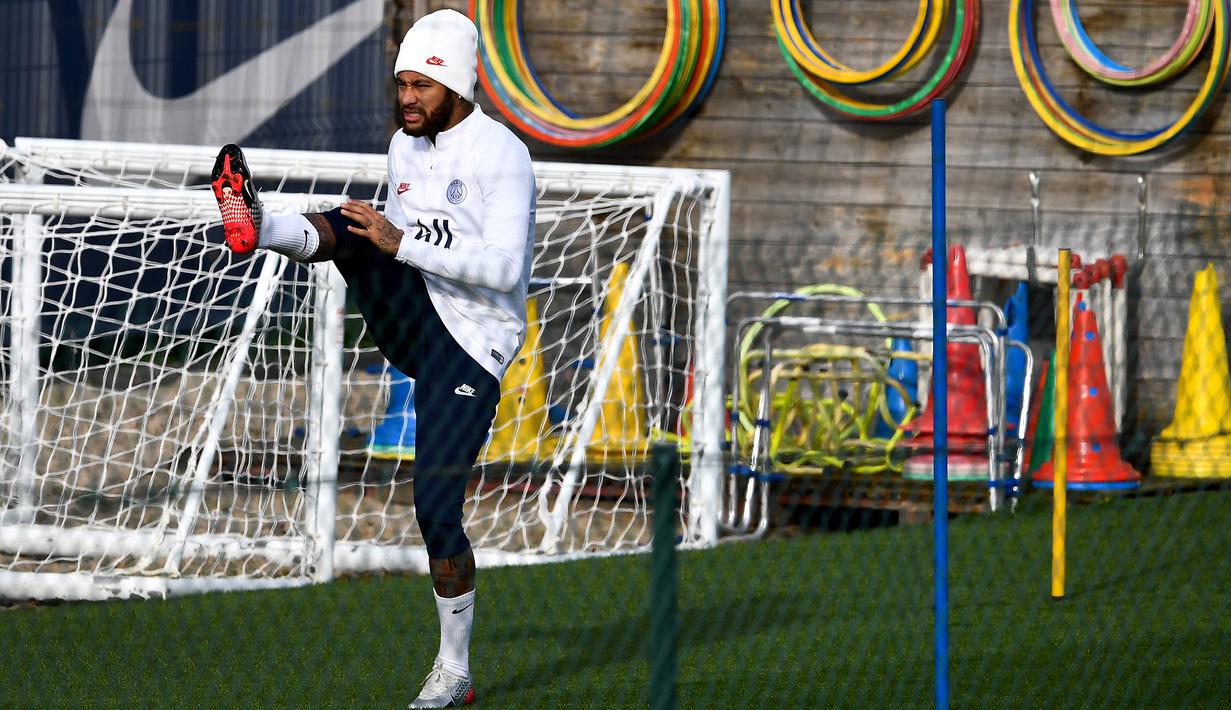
<box><xmin>649</xmin><ymin>442</ymin><xmax>679</xmax><ymax>710</ymax></box>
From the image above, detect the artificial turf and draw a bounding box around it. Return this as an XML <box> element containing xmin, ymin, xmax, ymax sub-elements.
<box><xmin>2</xmin><ymin>489</ymin><xmax>1227</xmax><ymax>708</ymax></box>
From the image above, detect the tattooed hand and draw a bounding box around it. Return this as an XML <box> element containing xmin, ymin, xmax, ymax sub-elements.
<box><xmin>340</xmin><ymin>199</ymin><xmax>404</xmax><ymax>257</ymax></box>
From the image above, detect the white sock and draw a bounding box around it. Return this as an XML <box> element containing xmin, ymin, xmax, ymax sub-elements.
<box><xmin>258</xmin><ymin>210</ymin><xmax>318</xmax><ymax>261</ymax></box>
<box><xmin>433</xmin><ymin>588</ymin><xmax>475</xmax><ymax>677</ymax></box>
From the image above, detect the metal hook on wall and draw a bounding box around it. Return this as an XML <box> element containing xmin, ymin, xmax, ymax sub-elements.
<box><xmin>1136</xmin><ymin>174</ymin><xmax>1148</xmax><ymax>261</ymax></box>
<box><xmin>1028</xmin><ymin>170</ymin><xmax>1041</xmax><ymax>284</ymax></box>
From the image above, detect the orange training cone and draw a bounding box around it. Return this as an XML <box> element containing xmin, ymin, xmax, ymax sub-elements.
<box><xmin>903</xmin><ymin>245</ymin><xmax>990</xmax><ymax>482</ymax></box>
<box><xmin>1035</xmin><ymin>297</ymin><xmax>1140</xmax><ymax>490</ymax></box>
<box><xmin>1151</xmin><ymin>264</ymin><xmax>1231</xmax><ymax>478</ymax></box>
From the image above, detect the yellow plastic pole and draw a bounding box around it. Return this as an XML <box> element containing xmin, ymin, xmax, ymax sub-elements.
<box><xmin>1052</xmin><ymin>248</ymin><xmax>1071</xmax><ymax>600</ymax></box>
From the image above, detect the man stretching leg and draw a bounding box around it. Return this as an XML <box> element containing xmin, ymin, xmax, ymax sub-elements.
<box><xmin>210</xmin><ymin>9</ymin><xmax>535</xmax><ymax>706</ymax></box>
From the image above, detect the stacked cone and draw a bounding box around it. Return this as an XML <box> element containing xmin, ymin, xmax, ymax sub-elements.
<box><xmin>874</xmin><ymin>338</ymin><xmax>919</xmax><ymax>440</ymax></box>
<box><xmin>672</xmin><ymin>357</ymin><xmax>734</xmax><ymax>453</ymax></box>
<box><xmin>368</xmin><ymin>365</ymin><xmax>417</xmax><ymax>461</ymax></box>
<box><xmin>483</xmin><ymin>297</ymin><xmax>559</xmax><ymax>463</ymax></box>
<box><xmin>1151</xmin><ymin>264</ymin><xmax>1231</xmax><ymax>478</ymax></box>
<box><xmin>1004</xmin><ymin>282</ymin><xmax>1030</xmax><ymax>438</ymax></box>
<box><xmin>587</xmin><ymin>262</ymin><xmax>650</xmax><ymax>460</ymax></box>
<box><xmin>1035</xmin><ymin>297</ymin><xmax>1141</xmax><ymax>490</ymax></box>
<box><xmin>1022</xmin><ymin>351</ymin><xmax>1056</xmax><ymax>477</ymax></box>
<box><xmin>903</xmin><ymin>246</ymin><xmax>991</xmax><ymax>482</ymax></box>
<box><xmin>675</xmin><ymin>358</ymin><xmax>695</xmax><ymax>440</ymax></box>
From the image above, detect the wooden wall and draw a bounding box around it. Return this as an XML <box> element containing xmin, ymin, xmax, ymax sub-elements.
<box><xmin>398</xmin><ymin>0</ymin><xmax>1231</xmax><ymax>461</ymax></box>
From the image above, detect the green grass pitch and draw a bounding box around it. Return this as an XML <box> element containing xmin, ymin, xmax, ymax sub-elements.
<box><xmin>3</xmin><ymin>489</ymin><xmax>1228</xmax><ymax>708</ymax></box>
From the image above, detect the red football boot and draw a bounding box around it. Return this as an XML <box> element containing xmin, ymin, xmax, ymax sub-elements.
<box><xmin>210</xmin><ymin>144</ymin><xmax>262</xmax><ymax>254</ymax></box>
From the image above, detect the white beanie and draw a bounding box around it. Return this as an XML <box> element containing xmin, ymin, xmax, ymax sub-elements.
<box><xmin>394</xmin><ymin>9</ymin><xmax>479</xmax><ymax>103</ymax></box>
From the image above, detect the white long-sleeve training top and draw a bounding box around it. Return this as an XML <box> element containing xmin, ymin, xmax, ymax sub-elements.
<box><xmin>383</xmin><ymin>103</ymin><xmax>536</xmax><ymax>380</ymax></box>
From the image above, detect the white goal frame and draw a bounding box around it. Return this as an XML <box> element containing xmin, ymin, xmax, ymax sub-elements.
<box><xmin>0</xmin><ymin>138</ymin><xmax>729</xmax><ymax>600</ymax></box>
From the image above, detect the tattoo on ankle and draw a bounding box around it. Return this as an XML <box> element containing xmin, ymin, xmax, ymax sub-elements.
<box><xmin>429</xmin><ymin>549</ymin><xmax>476</xmax><ymax>598</ymax></box>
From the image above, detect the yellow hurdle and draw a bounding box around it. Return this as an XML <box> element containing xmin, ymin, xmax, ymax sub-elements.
<box><xmin>1151</xmin><ymin>264</ymin><xmax>1231</xmax><ymax>478</ymax></box>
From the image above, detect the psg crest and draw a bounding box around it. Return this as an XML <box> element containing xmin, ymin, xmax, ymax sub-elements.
<box><xmin>447</xmin><ymin>179</ymin><xmax>467</xmax><ymax>204</ymax></box>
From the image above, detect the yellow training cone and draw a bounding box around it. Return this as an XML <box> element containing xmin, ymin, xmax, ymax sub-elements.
<box><xmin>1151</xmin><ymin>264</ymin><xmax>1231</xmax><ymax>478</ymax></box>
<box><xmin>482</xmin><ymin>297</ymin><xmax>559</xmax><ymax>462</ymax></box>
<box><xmin>588</xmin><ymin>262</ymin><xmax>649</xmax><ymax>461</ymax></box>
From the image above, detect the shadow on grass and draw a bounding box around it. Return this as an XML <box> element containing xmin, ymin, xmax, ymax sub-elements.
<box><xmin>482</xmin><ymin>590</ymin><xmax>828</xmax><ymax>696</ymax></box>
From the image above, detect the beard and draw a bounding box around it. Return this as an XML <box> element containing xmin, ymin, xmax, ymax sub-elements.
<box><xmin>401</xmin><ymin>91</ymin><xmax>457</xmax><ymax>137</ymax></box>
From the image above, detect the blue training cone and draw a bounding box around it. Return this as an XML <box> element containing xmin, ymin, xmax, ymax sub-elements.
<box><xmin>875</xmin><ymin>338</ymin><xmax>918</xmax><ymax>439</ymax></box>
<box><xmin>368</xmin><ymin>365</ymin><xmax>417</xmax><ymax>460</ymax></box>
<box><xmin>1004</xmin><ymin>283</ymin><xmax>1030</xmax><ymax>439</ymax></box>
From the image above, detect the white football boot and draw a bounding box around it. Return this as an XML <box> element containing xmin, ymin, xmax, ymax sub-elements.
<box><xmin>408</xmin><ymin>660</ymin><xmax>475</xmax><ymax>708</ymax></box>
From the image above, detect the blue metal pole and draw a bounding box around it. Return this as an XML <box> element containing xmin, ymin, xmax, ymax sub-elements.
<box><xmin>931</xmin><ymin>98</ymin><xmax>950</xmax><ymax>710</ymax></box>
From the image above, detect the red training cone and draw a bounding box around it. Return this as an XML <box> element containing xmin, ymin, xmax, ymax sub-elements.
<box><xmin>1035</xmin><ymin>297</ymin><xmax>1140</xmax><ymax>490</ymax></box>
<box><xmin>903</xmin><ymin>245</ymin><xmax>990</xmax><ymax>481</ymax></box>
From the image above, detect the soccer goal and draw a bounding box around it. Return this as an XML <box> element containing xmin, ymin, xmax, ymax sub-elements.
<box><xmin>0</xmin><ymin>138</ymin><xmax>729</xmax><ymax>600</ymax></box>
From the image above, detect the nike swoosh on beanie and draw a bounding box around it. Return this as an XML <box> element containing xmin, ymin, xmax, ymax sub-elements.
<box><xmin>393</xmin><ymin>9</ymin><xmax>478</xmax><ymax>103</ymax></box>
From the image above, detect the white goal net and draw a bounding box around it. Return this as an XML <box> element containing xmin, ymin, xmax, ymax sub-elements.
<box><xmin>0</xmin><ymin>139</ymin><xmax>729</xmax><ymax>600</ymax></box>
